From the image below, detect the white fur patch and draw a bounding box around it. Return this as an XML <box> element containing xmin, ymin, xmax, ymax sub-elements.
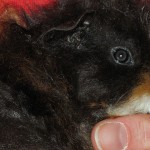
<box><xmin>107</xmin><ymin>94</ymin><xmax>150</xmax><ymax>116</ymax></box>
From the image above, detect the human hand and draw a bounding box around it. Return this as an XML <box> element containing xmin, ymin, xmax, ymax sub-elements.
<box><xmin>91</xmin><ymin>114</ymin><xmax>150</xmax><ymax>150</ymax></box>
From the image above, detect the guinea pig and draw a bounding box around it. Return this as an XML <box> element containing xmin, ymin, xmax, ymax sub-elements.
<box><xmin>0</xmin><ymin>0</ymin><xmax>150</xmax><ymax>149</ymax></box>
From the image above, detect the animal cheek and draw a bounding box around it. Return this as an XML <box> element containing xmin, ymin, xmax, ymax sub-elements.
<box><xmin>107</xmin><ymin>73</ymin><xmax>150</xmax><ymax>116</ymax></box>
<box><xmin>77</xmin><ymin>79</ymin><xmax>108</xmax><ymax>102</ymax></box>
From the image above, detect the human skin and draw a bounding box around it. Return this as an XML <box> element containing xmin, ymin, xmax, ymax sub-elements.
<box><xmin>91</xmin><ymin>114</ymin><xmax>150</xmax><ymax>150</ymax></box>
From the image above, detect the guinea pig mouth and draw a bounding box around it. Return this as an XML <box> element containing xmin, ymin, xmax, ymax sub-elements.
<box><xmin>107</xmin><ymin>94</ymin><xmax>150</xmax><ymax>116</ymax></box>
<box><xmin>107</xmin><ymin>73</ymin><xmax>150</xmax><ymax>116</ymax></box>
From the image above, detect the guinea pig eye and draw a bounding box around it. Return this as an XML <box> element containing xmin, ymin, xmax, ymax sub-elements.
<box><xmin>111</xmin><ymin>46</ymin><xmax>134</xmax><ymax>65</ymax></box>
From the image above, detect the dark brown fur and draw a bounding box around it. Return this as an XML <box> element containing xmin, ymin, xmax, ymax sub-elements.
<box><xmin>0</xmin><ymin>0</ymin><xmax>150</xmax><ymax>149</ymax></box>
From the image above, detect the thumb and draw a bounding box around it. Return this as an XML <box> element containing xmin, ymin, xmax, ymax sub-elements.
<box><xmin>91</xmin><ymin>114</ymin><xmax>150</xmax><ymax>150</ymax></box>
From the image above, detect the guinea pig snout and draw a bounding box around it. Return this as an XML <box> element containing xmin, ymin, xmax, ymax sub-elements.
<box><xmin>107</xmin><ymin>73</ymin><xmax>150</xmax><ymax>116</ymax></box>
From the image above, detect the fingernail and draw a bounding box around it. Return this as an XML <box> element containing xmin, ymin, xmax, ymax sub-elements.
<box><xmin>94</xmin><ymin>122</ymin><xmax>128</xmax><ymax>150</ymax></box>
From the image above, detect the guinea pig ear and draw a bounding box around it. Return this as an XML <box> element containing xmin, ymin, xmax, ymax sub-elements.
<box><xmin>35</xmin><ymin>11</ymin><xmax>92</xmax><ymax>50</ymax></box>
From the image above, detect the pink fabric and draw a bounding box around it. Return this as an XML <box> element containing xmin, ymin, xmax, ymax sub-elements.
<box><xmin>0</xmin><ymin>0</ymin><xmax>56</xmax><ymax>14</ymax></box>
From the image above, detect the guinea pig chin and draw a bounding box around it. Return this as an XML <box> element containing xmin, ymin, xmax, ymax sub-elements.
<box><xmin>107</xmin><ymin>73</ymin><xmax>150</xmax><ymax>116</ymax></box>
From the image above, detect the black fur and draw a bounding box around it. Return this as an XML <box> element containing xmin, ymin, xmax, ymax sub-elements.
<box><xmin>0</xmin><ymin>0</ymin><xmax>150</xmax><ymax>149</ymax></box>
